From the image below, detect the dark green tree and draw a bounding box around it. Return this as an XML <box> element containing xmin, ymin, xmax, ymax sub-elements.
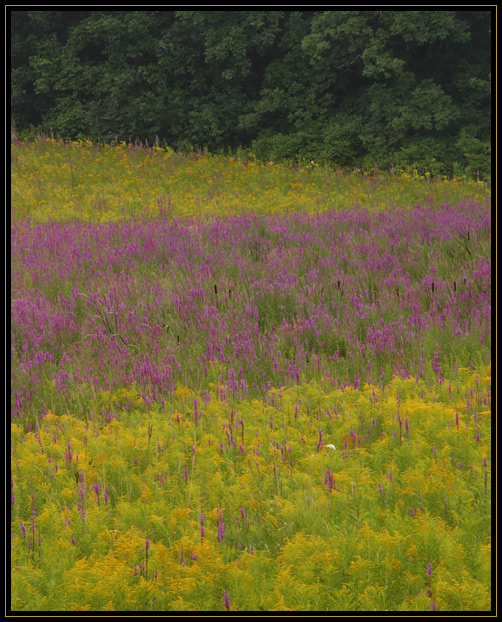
<box><xmin>10</xmin><ymin>9</ymin><xmax>492</xmax><ymax>176</ymax></box>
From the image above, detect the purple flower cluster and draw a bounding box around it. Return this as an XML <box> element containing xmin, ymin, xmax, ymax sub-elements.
<box><xmin>11</xmin><ymin>200</ymin><xmax>490</xmax><ymax>421</ymax></box>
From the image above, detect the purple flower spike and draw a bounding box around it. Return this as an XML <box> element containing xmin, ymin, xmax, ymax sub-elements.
<box><xmin>217</xmin><ymin>513</ymin><xmax>226</xmax><ymax>543</ymax></box>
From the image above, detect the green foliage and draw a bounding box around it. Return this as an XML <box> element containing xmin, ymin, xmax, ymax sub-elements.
<box><xmin>455</xmin><ymin>130</ymin><xmax>491</xmax><ymax>178</ymax></box>
<box><xmin>10</xmin><ymin>10</ymin><xmax>492</xmax><ymax>176</ymax></box>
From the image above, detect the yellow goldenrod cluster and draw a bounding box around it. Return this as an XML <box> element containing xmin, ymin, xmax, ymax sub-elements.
<box><xmin>11</xmin><ymin>369</ymin><xmax>491</xmax><ymax>611</ymax></box>
<box><xmin>11</xmin><ymin>139</ymin><xmax>489</xmax><ymax>223</ymax></box>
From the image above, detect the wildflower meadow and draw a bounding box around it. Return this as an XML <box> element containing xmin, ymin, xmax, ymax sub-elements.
<box><xmin>10</xmin><ymin>135</ymin><xmax>491</xmax><ymax>612</ymax></box>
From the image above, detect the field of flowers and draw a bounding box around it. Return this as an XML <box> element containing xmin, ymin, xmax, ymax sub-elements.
<box><xmin>11</xmin><ymin>136</ymin><xmax>491</xmax><ymax>612</ymax></box>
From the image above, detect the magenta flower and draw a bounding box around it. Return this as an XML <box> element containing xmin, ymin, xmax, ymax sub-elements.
<box><xmin>65</xmin><ymin>441</ymin><xmax>73</xmax><ymax>466</ymax></box>
<box><xmin>217</xmin><ymin>513</ymin><xmax>226</xmax><ymax>543</ymax></box>
<box><xmin>224</xmin><ymin>590</ymin><xmax>230</xmax><ymax>611</ymax></box>
<box><xmin>93</xmin><ymin>482</ymin><xmax>101</xmax><ymax>505</ymax></box>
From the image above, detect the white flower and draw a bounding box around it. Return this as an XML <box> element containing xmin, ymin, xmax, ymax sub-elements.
<box><xmin>325</xmin><ymin>444</ymin><xmax>336</xmax><ymax>451</ymax></box>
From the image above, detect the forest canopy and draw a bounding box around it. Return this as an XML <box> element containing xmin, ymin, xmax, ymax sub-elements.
<box><xmin>11</xmin><ymin>10</ymin><xmax>492</xmax><ymax>177</ymax></box>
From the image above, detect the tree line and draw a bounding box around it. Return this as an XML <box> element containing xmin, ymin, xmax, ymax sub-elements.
<box><xmin>11</xmin><ymin>10</ymin><xmax>492</xmax><ymax>177</ymax></box>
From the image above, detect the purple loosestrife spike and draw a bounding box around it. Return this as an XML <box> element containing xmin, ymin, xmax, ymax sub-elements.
<box><xmin>93</xmin><ymin>482</ymin><xmax>101</xmax><ymax>505</ymax></box>
<box><xmin>224</xmin><ymin>591</ymin><xmax>230</xmax><ymax>611</ymax></box>
<box><xmin>409</xmin><ymin>507</ymin><xmax>414</xmax><ymax>517</ymax></box>
<box><xmin>427</xmin><ymin>562</ymin><xmax>432</xmax><ymax>577</ymax></box>
<box><xmin>65</xmin><ymin>441</ymin><xmax>73</xmax><ymax>466</ymax></box>
<box><xmin>77</xmin><ymin>501</ymin><xmax>86</xmax><ymax>523</ymax></box>
<box><xmin>217</xmin><ymin>513</ymin><xmax>226</xmax><ymax>543</ymax></box>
